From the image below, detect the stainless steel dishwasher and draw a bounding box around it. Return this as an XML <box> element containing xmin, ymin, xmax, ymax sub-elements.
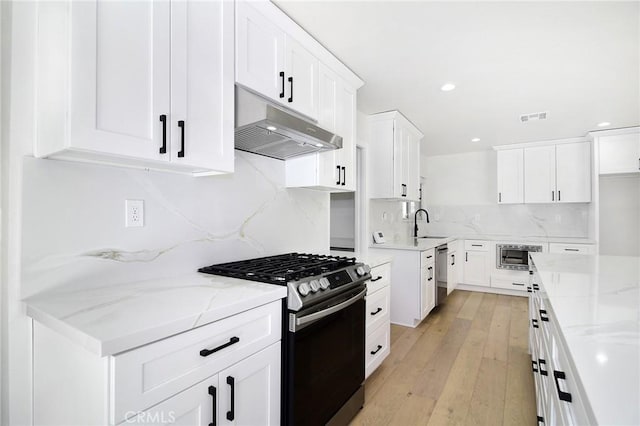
<box><xmin>436</xmin><ymin>244</ymin><xmax>448</xmax><ymax>306</ymax></box>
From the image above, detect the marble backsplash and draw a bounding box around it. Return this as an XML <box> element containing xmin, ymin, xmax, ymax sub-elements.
<box><xmin>369</xmin><ymin>199</ymin><xmax>589</xmax><ymax>244</ymax></box>
<box><xmin>21</xmin><ymin>152</ymin><xmax>329</xmax><ymax>297</ymax></box>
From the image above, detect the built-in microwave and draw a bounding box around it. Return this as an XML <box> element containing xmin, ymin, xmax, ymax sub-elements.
<box><xmin>496</xmin><ymin>243</ymin><xmax>543</xmax><ymax>271</ymax></box>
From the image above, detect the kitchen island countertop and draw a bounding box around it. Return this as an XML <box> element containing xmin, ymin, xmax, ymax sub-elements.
<box><xmin>530</xmin><ymin>253</ymin><xmax>640</xmax><ymax>425</ymax></box>
<box><xmin>24</xmin><ymin>273</ymin><xmax>287</xmax><ymax>357</ymax></box>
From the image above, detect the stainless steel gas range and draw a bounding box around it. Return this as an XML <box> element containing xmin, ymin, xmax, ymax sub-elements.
<box><xmin>199</xmin><ymin>253</ymin><xmax>371</xmax><ymax>426</ymax></box>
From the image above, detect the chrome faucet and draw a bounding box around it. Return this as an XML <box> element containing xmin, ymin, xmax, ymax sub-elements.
<box><xmin>414</xmin><ymin>208</ymin><xmax>430</xmax><ymax>238</ymax></box>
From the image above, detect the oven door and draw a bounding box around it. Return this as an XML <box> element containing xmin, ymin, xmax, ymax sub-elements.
<box><xmin>285</xmin><ymin>286</ymin><xmax>366</xmax><ymax>425</ymax></box>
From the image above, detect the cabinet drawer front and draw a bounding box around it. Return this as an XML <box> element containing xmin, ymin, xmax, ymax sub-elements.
<box><xmin>464</xmin><ymin>240</ymin><xmax>489</xmax><ymax>251</ymax></box>
<box><xmin>366</xmin><ymin>286</ymin><xmax>390</xmax><ymax>334</ymax></box>
<box><xmin>421</xmin><ymin>249</ymin><xmax>435</xmax><ymax>267</ymax></box>
<box><xmin>548</xmin><ymin>243</ymin><xmax>594</xmax><ymax>255</ymax></box>
<box><xmin>491</xmin><ymin>276</ymin><xmax>528</xmax><ymax>292</ymax></box>
<box><xmin>111</xmin><ymin>301</ymin><xmax>282</xmax><ymax>424</ymax></box>
<box><xmin>367</xmin><ymin>262</ymin><xmax>391</xmax><ymax>294</ymax></box>
<box><xmin>365</xmin><ymin>323</ymin><xmax>390</xmax><ymax>379</ymax></box>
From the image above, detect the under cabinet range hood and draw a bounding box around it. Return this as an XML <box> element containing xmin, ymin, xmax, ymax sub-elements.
<box><xmin>235</xmin><ymin>88</ymin><xmax>342</xmax><ymax>160</ymax></box>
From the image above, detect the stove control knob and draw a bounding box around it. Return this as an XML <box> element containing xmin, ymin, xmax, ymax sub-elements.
<box><xmin>319</xmin><ymin>278</ymin><xmax>330</xmax><ymax>290</ymax></box>
<box><xmin>356</xmin><ymin>265</ymin><xmax>370</xmax><ymax>276</ymax></box>
<box><xmin>298</xmin><ymin>282</ymin><xmax>310</xmax><ymax>296</ymax></box>
<box><xmin>309</xmin><ymin>280</ymin><xmax>320</xmax><ymax>292</ymax></box>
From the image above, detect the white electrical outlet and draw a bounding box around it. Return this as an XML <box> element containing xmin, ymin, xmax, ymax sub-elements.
<box><xmin>125</xmin><ymin>199</ymin><xmax>144</xmax><ymax>227</ymax></box>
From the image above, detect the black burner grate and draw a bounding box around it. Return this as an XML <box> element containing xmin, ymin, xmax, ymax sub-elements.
<box><xmin>198</xmin><ymin>252</ymin><xmax>356</xmax><ymax>285</ymax></box>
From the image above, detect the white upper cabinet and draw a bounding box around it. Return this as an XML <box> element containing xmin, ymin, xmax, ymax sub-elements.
<box><xmin>284</xmin><ymin>38</ymin><xmax>319</xmax><ymax>120</ymax></box>
<box><xmin>524</xmin><ymin>145</ymin><xmax>557</xmax><ymax>203</ymax></box>
<box><xmin>598</xmin><ymin>132</ymin><xmax>640</xmax><ymax>175</ymax></box>
<box><xmin>497</xmin><ymin>149</ymin><xmax>524</xmax><ymax>204</ymax></box>
<box><xmin>369</xmin><ymin>111</ymin><xmax>424</xmax><ymax>200</ymax></box>
<box><xmin>36</xmin><ymin>0</ymin><xmax>234</xmax><ymax>176</ymax></box>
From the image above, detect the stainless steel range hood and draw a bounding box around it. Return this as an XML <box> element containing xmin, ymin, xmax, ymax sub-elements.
<box><xmin>235</xmin><ymin>88</ymin><xmax>342</xmax><ymax>160</ymax></box>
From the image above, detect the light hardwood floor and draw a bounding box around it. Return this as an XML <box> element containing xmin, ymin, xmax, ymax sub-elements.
<box><xmin>351</xmin><ymin>290</ymin><xmax>536</xmax><ymax>426</ymax></box>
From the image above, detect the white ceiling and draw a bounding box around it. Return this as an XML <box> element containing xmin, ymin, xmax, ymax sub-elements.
<box><xmin>274</xmin><ymin>1</ymin><xmax>640</xmax><ymax>156</ymax></box>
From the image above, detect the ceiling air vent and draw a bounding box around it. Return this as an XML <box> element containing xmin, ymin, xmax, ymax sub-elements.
<box><xmin>520</xmin><ymin>111</ymin><xmax>548</xmax><ymax>122</ymax></box>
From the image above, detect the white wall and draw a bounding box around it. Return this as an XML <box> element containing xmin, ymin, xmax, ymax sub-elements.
<box><xmin>2</xmin><ymin>4</ymin><xmax>330</xmax><ymax>424</ymax></box>
<box><xmin>329</xmin><ymin>193</ymin><xmax>355</xmax><ymax>249</ymax></box>
<box><xmin>599</xmin><ymin>175</ymin><xmax>640</xmax><ymax>256</ymax></box>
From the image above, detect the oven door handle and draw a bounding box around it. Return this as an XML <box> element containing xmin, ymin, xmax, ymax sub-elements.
<box><xmin>293</xmin><ymin>288</ymin><xmax>367</xmax><ymax>330</ymax></box>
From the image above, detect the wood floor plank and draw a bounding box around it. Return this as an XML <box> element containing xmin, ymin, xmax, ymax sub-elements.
<box><xmin>465</xmin><ymin>358</ymin><xmax>508</xmax><ymax>426</ymax></box>
<box><xmin>482</xmin><ymin>299</ymin><xmax>511</xmax><ymax>362</ymax></box>
<box><xmin>503</xmin><ymin>347</ymin><xmax>537</xmax><ymax>426</ymax></box>
<box><xmin>508</xmin><ymin>296</ymin><xmax>530</xmax><ymax>350</ymax></box>
<box><xmin>388</xmin><ymin>394</ymin><xmax>437</xmax><ymax>426</ymax></box>
<box><xmin>456</xmin><ymin>291</ymin><xmax>484</xmax><ymax>320</ymax></box>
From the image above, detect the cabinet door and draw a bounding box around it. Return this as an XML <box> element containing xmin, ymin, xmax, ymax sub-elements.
<box><xmin>447</xmin><ymin>251</ymin><xmax>458</xmax><ymax>295</ymax></box>
<box><xmin>555</xmin><ymin>142</ymin><xmax>591</xmax><ymax>203</ymax></box>
<box><xmin>170</xmin><ymin>0</ymin><xmax>234</xmax><ymax>173</ymax></box>
<box><xmin>497</xmin><ymin>149</ymin><xmax>524</xmax><ymax>203</ymax></box>
<box><xmin>284</xmin><ymin>37</ymin><xmax>318</xmax><ymax>120</ymax></box>
<box><xmin>70</xmin><ymin>1</ymin><xmax>170</xmax><ymax>161</ymax></box>
<box><xmin>406</xmin><ymin>131</ymin><xmax>421</xmax><ymax>201</ymax></box>
<box><xmin>599</xmin><ymin>133</ymin><xmax>640</xmax><ymax>174</ymax></box>
<box><xmin>235</xmin><ymin>1</ymin><xmax>285</xmax><ymax>102</ymax></box>
<box><xmin>316</xmin><ymin>64</ymin><xmax>340</xmax><ymax>188</ymax></box>
<box><xmin>335</xmin><ymin>80</ymin><xmax>357</xmax><ymax>191</ymax></box>
<box><xmin>524</xmin><ymin>146</ymin><xmax>556</xmax><ymax>203</ymax></box>
<box><xmin>133</xmin><ymin>376</ymin><xmax>218</xmax><ymax>425</ymax></box>
<box><xmin>463</xmin><ymin>251</ymin><xmax>489</xmax><ymax>286</ymax></box>
<box><xmin>420</xmin><ymin>262</ymin><xmax>435</xmax><ymax>319</ymax></box>
<box><xmin>218</xmin><ymin>343</ymin><xmax>281</xmax><ymax>426</ymax></box>
<box><xmin>393</xmin><ymin>123</ymin><xmax>408</xmax><ymax>198</ymax></box>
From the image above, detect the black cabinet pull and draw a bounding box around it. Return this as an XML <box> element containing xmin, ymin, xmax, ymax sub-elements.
<box><xmin>532</xmin><ymin>360</ymin><xmax>538</xmax><ymax>373</ymax></box>
<box><xmin>553</xmin><ymin>370</ymin><xmax>573</xmax><ymax>402</ymax></box>
<box><xmin>527</xmin><ymin>286</ymin><xmax>532</xmax><ymax>293</ymax></box>
<box><xmin>226</xmin><ymin>376</ymin><xmax>235</xmax><ymax>421</ymax></box>
<box><xmin>532</xmin><ymin>283</ymin><xmax>540</xmax><ymax>291</ymax></box>
<box><xmin>552</xmin><ymin>191</ymin><xmax>554</xmax><ymax>201</ymax></box>
<box><xmin>279</xmin><ymin>71</ymin><xmax>285</xmax><ymax>98</ymax></box>
<box><xmin>370</xmin><ymin>307</ymin><xmax>382</xmax><ymax>316</ymax></box>
<box><xmin>370</xmin><ymin>276</ymin><xmax>383</xmax><ymax>282</ymax></box>
<box><xmin>538</xmin><ymin>358</ymin><xmax>548</xmax><ymax>376</ymax></box>
<box><xmin>564</xmin><ymin>248</ymin><xmax>579</xmax><ymax>252</ymax></box>
<box><xmin>465</xmin><ymin>252</ymin><xmax>468</xmax><ymax>262</ymax></box>
<box><xmin>159</xmin><ymin>114</ymin><xmax>167</xmax><ymax>154</ymax></box>
<box><xmin>512</xmin><ymin>282</ymin><xmax>525</xmax><ymax>287</ymax></box>
<box><xmin>471</xmin><ymin>244</ymin><xmax>483</xmax><ymax>247</ymax></box>
<box><xmin>426</xmin><ymin>255</ymin><xmax>433</xmax><ymax>259</ymax></box>
<box><xmin>498</xmin><ymin>192</ymin><xmax>502</xmax><ymax>202</ymax></box>
<box><xmin>336</xmin><ymin>165</ymin><xmax>341</xmax><ymax>185</ymax></box>
<box><xmin>208</xmin><ymin>386</ymin><xmax>217</xmax><ymax>426</ymax></box>
<box><xmin>341</xmin><ymin>166</ymin><xmax>346</xmax><ymax>186</ymax></box>
<box><xmin>200</xmin><ymin>336</ymin><xmax>240</xmax><ymax>357</ymax></box>
<box><xmin>532</xmin><ymin>319</ymin><xmax>539</xmax><ymax>329</ymax></box>
<box><xmin>558</xmin><ymin>190</ymin><xmax>561</xmax><ymax>201</ymax></box>
<box><xmin>539</xmin><ymin>309</ymin><xmax>549</xmax><ymax>322</ymax></box>
<box><xmin>287</xmin><ymin>76</ymin><xmax>293</xmax><ymax>102</ymax></box>
<box><xmin>370</xmin><ymin>345</ymin><xmax>383</xmax><ymax>355</ymax></box>
<box><xmin>537</xmin><ymin>415</ymin><xmax>544</xmax><ymax>425</ymax></box>
<box><xmin>427</xmin><ymin>266</ymin><xmax>433</xmax><ymax>281</ymax></box>
<box><xmin>177</xmin><ymin>120</ymin><xmax>185</xmax><ymax>158</ymax></box>
<box><xmin>451</xmin><ymin>254</ymin><xmax>455</xmax><ymax>266</ymax></box>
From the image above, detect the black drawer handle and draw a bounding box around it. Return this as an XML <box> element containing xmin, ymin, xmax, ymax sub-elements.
<box><xmin>451</xmin><ymin>254</ymin><xmax>455</xmax><ymax>266</ymax></box>
<box><xmin>226</xmin><ymin>376</ymin><xmax>235</xmax><ymax>421</ymax></box>
<box><xmin>200</xmin><ymin>336</ymin><xmax>240</xmax><ymax>357</ymax></box>
<box><xmin>287</xmin><ymin>76</ymin><xmax>293</xmax><ymax>103</ymax></box>
<box><xmin>532</xmin><ymin>284</ymin><xmax>540</xmax><ymax>291</ymax></box>
<box><xmin>471</xmin><ymin>244</ymin><xmax>483</xmax><ymax>247</ymax></box>
<box><xmin>531</xmin><ymin>319</ymin><xmax>539</xmax><ymax>329</ymax></box>
<box><xmin>532</xmin><ymin>360</ymin><xmax>538</xmax><ymax>373</ymax></box>
<box><xmin>553</xmin><ymin>370</ymin><xmax>573</xmax><ymax>403</ymax></box>
<box><xmin>279</xmin><ymin>71</ymin><xmax>285</xmax><ymax>98</ymax></box>
<box><xmin>177</xmin><ymin>120</ymin><xmax>185</xmax><ymax>158</ymax></box>
<box><xmin>426</xmin><ymin>255</ymin><xmax>433</xmax><ymax>259</ymax></box>
<box><xmin>208</xmin><ymin>385</ymin><xmax>217</xmax><ymax>426</ymax></box>
<box><xmin>527</xmin><ymin>286</ymin><xmax>532</xmax><ymax>293</ymax></box>
<box><xmin>370</xmin><ymin>307</ymin><xmax>382</xmax><ymax>316</ymax></box>
<box><xmin>159</xmin><ymin>114</ymin><xmax>167</xmax><ymax>154</ymax></box>
<box><xmin>370</xmin><ymin>344</ymin><xmax>383</xmax><ymax>355</ymax></box>
<box><xmin>537</xmin><ymin>415</ymin><xmax>544</xmax><ymax>425</ymax></box>
<box><xmin>564</xmin><ymin>248</ymin><xmax>580</xmax><ymax>252</ymax></box>
<box><xmin>512</xmin><ymin>282</ymin><xmax>525</xmax><ymax>287</ymax></box>
<box><xmin>539</xmin><ymin>309</ymin><xmax>549</xmax><ymax>322</ymax></box>
<box><xmin>370</xmin><ymin>276</ymin><xmax>383</xmax><ymax>282</ymax></box>
<box><xmin>538</xmin><ymin>359</ymin><xmax>548</xmax><ymax>376</ymax></box>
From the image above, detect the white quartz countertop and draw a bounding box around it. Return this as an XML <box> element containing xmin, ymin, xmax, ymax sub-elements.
<box><xmin>530</xmin><ymin>253</ymin><xmax>640</xmax><ymax>425</ymax></box>
<box><xmin>327</xmin><ymin>250</ymin><xmax>393</xmax><ymax>268</ymax></box>
<box><xmin>369</xmin><ymin>234</ymin><xmax>595</xmax><ymax>251</ymax></box>
<box><xmin>24</xmin><ymin>273</ymin><xmax>287</xmax><ymax>357</ymax></box>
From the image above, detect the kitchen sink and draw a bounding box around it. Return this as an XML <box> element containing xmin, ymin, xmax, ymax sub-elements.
<box><xmin>416</xmin><ymin>236</ymin><xmax>447</xmax><ymax>239</ymax></box>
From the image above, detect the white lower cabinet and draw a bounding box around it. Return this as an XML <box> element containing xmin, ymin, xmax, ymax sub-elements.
<box><xmin>462</xmin><ymin>240</ymin><xmax>491</xmax><ymax>287</ymax></box>
<box><xmin>365</xmin><ymin>261</ymin><xmax>391</xmax><ymax>378</ymax></box>
<box><xmin>420</xmin><ymin>251</ymin><xmax>436</xmax><ymax>319</ymax></box>
<box><xmin>32</xmin><ymin>301</ymin><xmax>282</xmax><ymax>426</ymax></box>
<box><xmin>548</xmin><ymin>243</ymin><xmax>595</xmax><ymax>255</ymax></box>
<box><xmin>135</xmin><ymin>343</ymin><xmax>280</xmax><ymax>426</ymax></box>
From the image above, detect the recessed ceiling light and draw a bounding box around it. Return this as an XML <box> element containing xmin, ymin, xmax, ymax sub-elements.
<box><xmin>266</xmin><ymin>125</ymin><xmax>277</xmax><ymax>131</ymax></box>
<box><xmin>471</xmin><ymin>138</ymin><xmax>481</xmax><ymax>142</ymax></box>
<box><xmin>597</xmin><ymin>122</ymin><xmax>611</xmax><ymax>127</ymax></box>
<box><xmin>440</xmin><ymin>83</ymin><xmax>456</xmax><ymax>92</ymax></box>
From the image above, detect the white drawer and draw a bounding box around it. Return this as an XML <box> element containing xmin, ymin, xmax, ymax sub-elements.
<box><xmin>366</xmin><ymin>286</ymin><xmax>390</xmax><ymax>334</ymax></box>
<box><xmin>491</xmin><ymin>276</ymin><xmax>528</xmax><ymax>292</ymax></box>
<box><xmin>421</xmin><ymin>249</ymin><xmax>435</xmax><ymax>267</ymax></box>
<box><xmin>111</xmin><ymin>300</ymin><xmax>282</xmax><ymax>424</ymax></box>
<box><xmin>464</xmin><ymin>240</ymin><xmax>489</xmax><ymax>251</ymax></box>
<box><xmin>367</xmin><ymin>262</ymin><xmax>391</xmax><ymax>294</ymax></box>
<box><xmin>549</xmin><ymin>243</ymin><xmax>595</xmax><ymax>255</ymax></box>
<box><xmin>365</xmin><ymin>322</ymin><xmax>390</xmax><ymax>379</ymax></box>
